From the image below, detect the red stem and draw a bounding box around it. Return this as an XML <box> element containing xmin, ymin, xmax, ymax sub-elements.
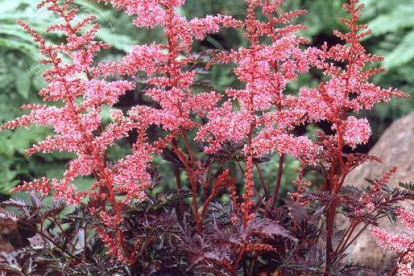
<box><xmin>270</xmin><ymin>153</ymin><xmax>285</xmax><ymax>206</ymax></box>
<box><xmin>174</xmin><ymin>166</ymin><xmax>185</xmax><ymax>217</ymax></box>
<box><xmin>232</xmin><ymin>243</ymin><xmax>246</xmax><ymax>272</ymax></box>
<box><xmin>255</xmin><ymin>163</ymin><xmax>269</xmax><ymax>199</ymax></box>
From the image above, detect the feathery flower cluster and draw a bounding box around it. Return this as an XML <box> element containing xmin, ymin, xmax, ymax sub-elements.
<box><xmin>3</xmin><ymin>0</ymin><xmax>152</xmax><ymax>207</ymax></box>
<box><xmin>94</xmin><ymin>0</ymin><xmax>230</xmax><ymax>135</ymax></box>
<box><xmin>292</xmin><ymin>0</ymin><xmax>407</xmax><ymax>152</ymax></box>
<box><xmin>1</xmin><ymin>0</ymin><xmax>154</xmax><ymax>262</ymax></box>
<box><xmin>197</xmin><ymin>0</ymin><xmax>315</xmax><ymax>160</ymax></box>
<box><xmin>371</xmin><ymin>208</ymin><xmax>414</xmax><ymax>276</ymax></box>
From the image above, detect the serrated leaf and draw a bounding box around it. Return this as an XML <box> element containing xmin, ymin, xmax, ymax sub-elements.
<box><xmin>399</xmin><ymin>181</ymin><xmax>414</xmax><ymax>191</ymax></box>
<box><xmin>368</xmin><ymin>5</ymin><xmax>414</xmax><ymax>36</ymax></box>
<box><xmin>161</xmin><ymin>148</ymin><xmax>184</xmax><ymax>167</ymax></box>
<box><xmin>246</xmin><ymin>218</ymin><xmax>297</xmax><ymax>241</ymax></box>
<box><xmin>0</xmin><ymin>198</ymin><xmax>26</xmax><ymax>208</ymax></box>
<box><xmin>97</xmin><ymin>29</ymin><xmax>135</xmax><ymax>52</ymax></box>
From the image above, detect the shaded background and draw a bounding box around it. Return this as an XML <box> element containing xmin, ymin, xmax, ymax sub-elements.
<box><xmin>0</xmin><ymin>0</ymin><xmax>413</xmax><ymax>200</ymax></box>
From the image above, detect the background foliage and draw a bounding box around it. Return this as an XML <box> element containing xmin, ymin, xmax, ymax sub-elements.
<box><xmin>0</xmin><ymin>0</ymin><xmax>412</xmax><ymax>197</ymax></box>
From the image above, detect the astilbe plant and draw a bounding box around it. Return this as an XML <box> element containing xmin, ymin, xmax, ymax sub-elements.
<box><xmin>1</xmin><ymin>0</ymin><xmax>153</xmax><ymax>263</ymax></box>
<box><xmin>0</xmin><ymin>0</ymin><xmax>413</xmax><ymax>275</ymax></box>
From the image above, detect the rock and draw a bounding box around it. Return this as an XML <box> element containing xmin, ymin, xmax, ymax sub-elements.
<box><xmin>343</xmin><ymin>111</ymin><xmax>414</xmax><ymax>272</ymax></box>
